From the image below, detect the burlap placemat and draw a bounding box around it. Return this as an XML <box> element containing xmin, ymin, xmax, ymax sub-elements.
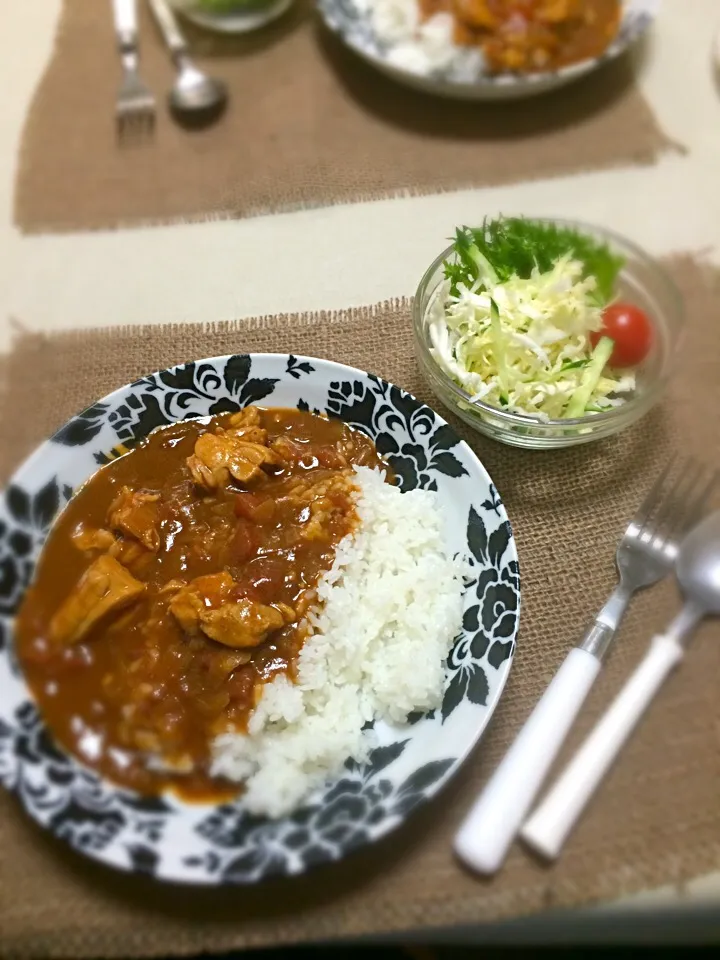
<box><xmin>1</xmin><ymin>256</ymin><xmax>719</xmax><ymax>958</ymax></box>
<box><xmin>15</xmin><ymin>0</ymin><xmax>679</xmax><ymax>234</ymax></box>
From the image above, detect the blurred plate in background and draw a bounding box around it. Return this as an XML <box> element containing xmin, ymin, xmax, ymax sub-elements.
<box><xmin>318</xmin><ymin>0</ymin><xmax>660</xmax><ymax>102</ymax></box>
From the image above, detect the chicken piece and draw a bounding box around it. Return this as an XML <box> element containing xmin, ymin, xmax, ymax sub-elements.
<box><xmin>285</xmin><ymin>472</ymin><xmax>352</xmax><ymax>504</ymax></box>
<box><xmin>169</xmin><ymin>572</ymin><xmax>294</xmax><ymax>649</ymax></box>
<box><xmin>286</xmin><ymin>473</ymin><xmax>356</xmax><ymax>542</ymax></box>
<box><xmin>306</xmin><ymin>475</ymin><xmax>356</xmax><ymax>541</ymax></box>
<box><xmin>214</xmin><ymin>649</ymin><xmax>254</xmax><ymax>674</ymax></box>
<box><xmin>169</xmin><ymin>588</ymin><xmax>206</xmax><ymax>638</ymax></box>
<box><xmin>225</xmin><ymin>407</ymin><xmax>268</xmax><ymax>445</ymax></box>
<box><xmin>224</xmin><ymin>425</ymin><xmax>268</xmax><ymax>445</ymax></box>
<box><xmin>107</xmin><ymin>487</ymin><xmax>161</xmax><ymax>551</ymax></box>
<box><xmin>452</xmin><ymin>0</ymin><xmax>499</xmax><ymax>30</ymax></box>
<box><xmin>158</xmin><ymin>578</ymin><xmax>187</xmax><ymax>596</ymax></box>
<box><xmin>228</xmin><ymin>406</ymin><xmax>261</xmax><ymax>429</ymax></box>
<box><xmin>201</xmin><ymin>600</ymin><xmax>289</xmax><ymax>649</ymax></box>
<box><xmin>273</xmin><ymin>601</ymin><xmax>297</xmax><ymax>623</ymax></box>
<box><xmin>71</xmin><ymin>524</ymin><xmax>116</xmax><ymax>553</ymax></box>
<box><xmin>108</xmin><ymin>537</ymin><xmax>149</xmax><ymax>570</ymax></box>
<box><xmin>270</xmin><ymin>436</ymin><xmax>308</xmax><ymax>466</ymax></box>
<box><xmin>186</xmin><ymin>431</ymin><xmax>281</xmax><ymax>490</ymax></box>
<box><xmin>50</xmin><ymin>555</ymin><xmax>145</xmax><ymax>647</ymax></box>
<box><xmin>168</xmin><ymin>572</ymin><xmax>235</xmax><ymax>637</ymax></box>
<box><xmin>535</xmin><ymin>0</ymin><xmax>579</xmax><ymax>24</ymax></box>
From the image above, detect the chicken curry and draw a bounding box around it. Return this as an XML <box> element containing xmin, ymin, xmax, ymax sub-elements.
<box><xmin>419</xmin><ymin>0</ymin><xmax>621</xmax><ymax>73</ymax></box>
<box><xmin>16</xmin><ymin>406</ymin><xmax>385</xmax><ymax>799</ymax></box>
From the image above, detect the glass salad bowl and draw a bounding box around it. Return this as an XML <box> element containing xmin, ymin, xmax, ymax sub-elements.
<box><xmin>413</xmin><ymin>220</ymin><xmax>684</xmax><ymax>450</ymax></box>
<box><xmin>170</xmin><ymin>0</ymin><xmax>293</xmax><ymax>33</ymax></box>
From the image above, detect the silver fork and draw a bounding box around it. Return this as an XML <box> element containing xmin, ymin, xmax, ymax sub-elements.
<box><xmin>454</xmin><ymin>458</ymin><xmax>717</xmax><ymax>877</ymax></box>
<box><xmin>581</xmin><ymin>457</ymin><xmax>716</xmax><ymax>660</ymax></box>
<box><xmin>112</xmin><ymin>0</ymin><xmax>155</xmax><ymax>142</ymax></box>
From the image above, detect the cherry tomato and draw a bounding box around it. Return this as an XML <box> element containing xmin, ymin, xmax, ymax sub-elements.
<box><xmin>590</xmin><ymin>302</ymin><xmax>653</xmax><ymax>368</ymax></box>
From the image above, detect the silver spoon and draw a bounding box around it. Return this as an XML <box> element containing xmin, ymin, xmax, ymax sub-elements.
<box><xmin>147</xmin><ymin>0</ymin><xmax>227</xmax><ymax>123</ymax></box>
<box><xmin>521</xmin><ymin>509</ymin><xmax>720</xmax><ymax>860</ymax></box>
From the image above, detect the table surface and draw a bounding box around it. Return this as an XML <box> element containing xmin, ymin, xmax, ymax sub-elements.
<box><xmin>1</xmin><ymin>0</ymin><xmax>720</xmax><ymax>940</ymax></box>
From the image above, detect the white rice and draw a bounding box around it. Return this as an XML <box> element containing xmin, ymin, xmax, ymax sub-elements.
<box><xmin>356</xmin><ymin>0</ymin><xmax>485</xmax><ymax>79</ymax></box>
<box><xmin>211</xmin><ymin>465</ymin><xmax>465</xmax><ymax>817</ymax></box>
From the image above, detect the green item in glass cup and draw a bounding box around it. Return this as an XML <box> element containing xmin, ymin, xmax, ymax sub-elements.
<box><xmin>190</xmin><ymin>0</ymin><xmax>277</xmax><ymax>9</ymax></box>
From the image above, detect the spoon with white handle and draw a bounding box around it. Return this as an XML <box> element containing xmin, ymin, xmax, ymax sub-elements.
<box><xmin>453</xmin><ymin>461</ymin><xmax>714</xmax><ymax>876</ymax></box>
<box><xmin>521</xmin><ymin>510</ymin><xmax>720</xmax><ymax>861</ymax></box>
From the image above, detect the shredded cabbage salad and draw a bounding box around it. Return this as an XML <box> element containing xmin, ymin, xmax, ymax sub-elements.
<box><xmin>428</xmin><ymin>219</ymin><xmax>636</xmax><ymax>420</ymax></box>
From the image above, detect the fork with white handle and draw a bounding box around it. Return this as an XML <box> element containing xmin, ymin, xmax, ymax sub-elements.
<box><xmin>454</xmin><ymin>459</ymin><xmax>716</xmax><ymax>876</ymax></box>
<box><xmin>112</xmin><ymin>0</ymin><xmax>155</xmax><ymax>141</ymax></box>
<box><xmin>522</xmin><ymin>508</ymin><xmax>720</xmax><ymax>860</ymax></box>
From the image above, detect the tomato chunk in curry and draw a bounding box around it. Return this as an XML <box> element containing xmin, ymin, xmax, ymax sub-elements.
<box><xmin>16</xmin><ymin>406</ymin><xmax>385</xmax><ymax>799</ymax></box>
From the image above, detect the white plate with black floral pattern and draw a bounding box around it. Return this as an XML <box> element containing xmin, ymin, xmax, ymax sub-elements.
<box><xmin>318</xmin><ymin>0</ymin><xmax>659</xmax><ymax>101</ymax></box>
<box><xmin>0</xmin><ymin>354</ymin><xmax>519</xmax><ymax>884</ymax></box>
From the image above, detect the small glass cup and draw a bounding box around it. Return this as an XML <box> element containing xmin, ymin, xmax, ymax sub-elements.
<box><xmin>413</xmin><ymin>220</ymin><xmax>684</xmax><ymax>450</ymax></box>
<box><xmin>170</xmin><ymin>0</ymin><xmax>294</xmax><ymax>34</ymax></box>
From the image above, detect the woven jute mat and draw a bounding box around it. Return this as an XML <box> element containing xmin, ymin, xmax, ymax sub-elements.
<box><xmin>14</xmin><ymin>0</ymin><xmax>679</xmax><ymax>234</ymax></box>
<box><xmin>1</xmin><ymin>256</ymin><xmax>719</xmax><ymax>958</ymax></box>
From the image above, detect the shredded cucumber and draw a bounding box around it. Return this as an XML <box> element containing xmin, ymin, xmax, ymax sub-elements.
<box><xmin>564</xmin><ymin>336</ymin><xmax>615</xmax><ymax>418</ymax></box>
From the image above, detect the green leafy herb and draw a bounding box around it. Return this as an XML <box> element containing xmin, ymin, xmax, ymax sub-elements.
<box><xmin>194</xmin><ymin>0</ymin><xmax>270</xmax><ymax>11</ymax></box>
<box><xmin>443</xmin><ymin>217</ymin><xmax>624</xmax><ymax>303</ymax></box>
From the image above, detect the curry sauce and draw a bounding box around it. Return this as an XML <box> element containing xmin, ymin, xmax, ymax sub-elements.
<box><xmin>16</xmin><ymin>407</ymin><xmax>386</xmax><ymax>799</ymax></box>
